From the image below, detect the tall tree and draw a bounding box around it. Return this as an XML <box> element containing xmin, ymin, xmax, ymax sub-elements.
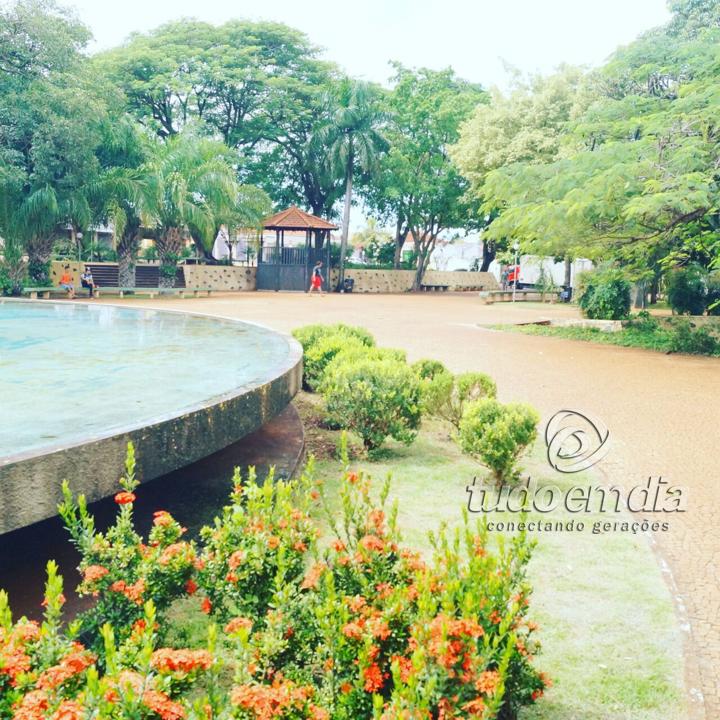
<box><xmin>316</xmin><ymin>80</ymin><xmax>387</xmax><ymax>289</ymax></box>
<box><xmin>140</xmin><ymin>135</ymin><xmax>239</xmax><ymax>287</ymax></box>
<box><xmin>451</xmin><ymin>65</ymin><xmax>590</xmax><ymax>271</ymax></box>
<box><xmin>366</xmin><ymin>66</ymin><xmax>485</xmax><ymax>288</ymax></box>
<box><xmin>0</xmin><ymin>0</ymin><xmax>101</xmax><ymax>286</ymax></box>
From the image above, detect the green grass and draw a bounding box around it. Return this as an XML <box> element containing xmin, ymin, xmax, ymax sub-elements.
<box><xmin>307</xmin><ymin>409</ymin><xmax>686</xmax><ymax>720</ymax></box>
<box><xmin>497</xmin><ymin>322</ymin><xmax>720</xmax><ymax>356</ymax></box>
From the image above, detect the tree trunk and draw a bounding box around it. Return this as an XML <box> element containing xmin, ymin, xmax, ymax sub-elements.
<box><xmin>563</xmin><ymin>256</ymin><xmax>572</xmax><ymax>287</ymax></box>
<box><xmin>337</xmin><ymin>156</ymin><xmax>353</xmax><ymax>290</ymax></box>
<box><xmin>117</xmin><ymin>242</ymin><xmax>137</xmax><ymax>288</ymax></box>
<box><xmin>412</xmin><ymin>234</ymin><xmax>436</xmax><ymax>291</ymax></box>
<box><xmin>26</xmin><ymin>235</ymin><xmax>54</xmax><ymax>286</ymax></box>
<box><xmin>156</xmin><ymin>227</ymin><xmax>183</xmax><ymax>288</ymax></box>
<box><xmin>393</xmin><ymin>218</ymin><xmax>407</xmax><ymax>269</ymax></box>
<box><xmin>480</xmin><ymin>240</ymin><xmax>496</xmax><ymax>272</ymax></box>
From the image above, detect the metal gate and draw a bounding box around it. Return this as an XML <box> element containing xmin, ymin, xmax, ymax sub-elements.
<box><xmin>256</xmin><ymin>244</ymin><xmax>330</xmax><ymax>291</ymax></box>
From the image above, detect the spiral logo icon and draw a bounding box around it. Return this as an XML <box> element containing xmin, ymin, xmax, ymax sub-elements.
<box><xmin>545</xmin><ymin>410</ymin><xmax>610</xmax><ymax>473</ymax></box>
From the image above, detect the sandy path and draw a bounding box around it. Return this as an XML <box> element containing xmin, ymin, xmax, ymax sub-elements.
<box><xmin>98</xmin><ymin>292</ymin><xmax>720</xmax><ymax>717</ymax></box>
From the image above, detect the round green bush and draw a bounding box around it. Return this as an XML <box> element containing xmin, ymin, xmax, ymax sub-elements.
<box><xmin>292</xmin><ymin>323</ymin><xmax>375</xmax><ymax>353</ymax></box>
<box><xmin>304</xmin><ymin>334</ymin><xmax>367</xmax><ymax>391</ymax></box>
<box><xmin>669</xmin><ymin>319</ymin><xmax>720</xmax><ymax>355</ymax></box>
<box><xmin>321</xmin><ymin>357</ymin><xmax>422</xmax><ymax>450</ymax></box>
<box><xmin>666</xmin><ymin>264</ymin><xmax>707</xmax><ymax>316</ymax></box>
<box><xmin>459</xmin><ymin>398</ymin><xmax>539</xmax><ymax>483</ymax></box>
<box><xmin>323</xmin><ymin>344</ymin><xmax>407</xmax><ymax>382</ymax></box>
<box><xmin>411</xmin><ymin>358</ymin><xmax>448</xmax><ymax>380</ymax></box>
<box><xmin>423</xmin><ymin>371</ymin><xmax>497</xmax><ymax>429</ymax></box>
<box><xmin>578</xmin><ymin>268</ymin><xmax>631</xmax><ymax>320</ymax></box>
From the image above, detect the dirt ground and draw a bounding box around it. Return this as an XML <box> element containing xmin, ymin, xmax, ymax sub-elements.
<box><xmin>97</xmin><ymin>291</ymin><xmax>720</xmax><ymax>718</ymax></box>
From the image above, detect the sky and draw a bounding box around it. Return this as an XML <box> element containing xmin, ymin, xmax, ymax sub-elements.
<box><xmin>68</xmin><ymin>0</ymin><xmax>672</xmax><ymax>89</ymax></box>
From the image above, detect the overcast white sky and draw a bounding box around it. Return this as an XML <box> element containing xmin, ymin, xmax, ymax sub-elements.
<box><xmin>68</xmin><ymin>0</ymin><xmax>671</xmax><ymax>88</ymax></box>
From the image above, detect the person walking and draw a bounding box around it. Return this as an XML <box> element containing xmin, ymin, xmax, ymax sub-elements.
<box><xmin>308</xmin><ymin>261</ymin><xmax>324</xmax><ymax>295</ymax></box>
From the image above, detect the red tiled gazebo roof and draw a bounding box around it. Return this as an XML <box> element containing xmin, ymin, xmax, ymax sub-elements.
<box><xmin>263</xmin><ymin>206</ymin><xmax>338</xmax><ymax>231</ymax></box>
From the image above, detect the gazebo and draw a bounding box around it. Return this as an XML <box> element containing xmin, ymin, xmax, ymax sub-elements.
<box><xmin>257</xmin><ymin>206</ymin><xmax>338</xmax><ymax>291</ymax></box>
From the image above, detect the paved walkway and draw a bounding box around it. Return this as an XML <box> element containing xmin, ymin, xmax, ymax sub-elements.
<box><xmin>99</xmin><ymin>293</ymin><xmax>720</xmax><ymax>718</ymax></box>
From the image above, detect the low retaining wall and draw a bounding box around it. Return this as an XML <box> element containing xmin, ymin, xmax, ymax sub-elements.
<box><xmin>183</xmin><ymin>265</ymin><xmax>256</xmax><ymax>291</ymax></box>
<box><xmin>328</xmin><ymin>269</ymin><xmax>499</xmax><ymax>293</ymax></box>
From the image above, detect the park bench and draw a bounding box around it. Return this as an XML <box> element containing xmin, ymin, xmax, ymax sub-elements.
<box><xmin>419</xmin><ymin>284</ymin><xmax>450</xmax><ymax>292</ymax></box>
<box><xmin>22</xmin><ymin>286</ymin><xmax>93</xmax><ymax>299</ymax></box>
<box><xmin>97</xmin><ymin>286</ymin><xmax>213</xmax><ymax>299</ymax></box>
<box><xmin>479</xmin><ymin>289</ymin><xmax>559</xmax><ymax>304</ymax></box>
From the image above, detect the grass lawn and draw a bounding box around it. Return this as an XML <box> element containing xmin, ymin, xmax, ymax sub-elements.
<box><xmin>495</xmin><ymin>321</ymin><xmax>720</xmax><ymax>356</ymax></box>
<box><xmin>296</xmin><ymin>394</ymin><xmax>687</xmax><ymax>720</ymax></box>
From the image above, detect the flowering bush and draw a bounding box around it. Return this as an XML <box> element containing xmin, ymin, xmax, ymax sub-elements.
<box><xmin>0</xmin><ymin>444</ymin><xmax>548</xmax><ymax>719</ymax></box>
<box><xmin>58</xmin><ymin>445</ymin><xmax>198</xmax><ymax>651</ymax></box>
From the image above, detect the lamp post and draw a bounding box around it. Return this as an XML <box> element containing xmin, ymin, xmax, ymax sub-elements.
<box><xmin>512</xmin><ymin>241</ymin><xmax>519</xmax><ymax>303</ymax></box>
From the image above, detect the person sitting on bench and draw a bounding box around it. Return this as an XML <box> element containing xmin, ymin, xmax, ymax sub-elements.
<box><xmin>59</xmin><ymin>266</ymin><xmax>75</xmax><ymax>299</ymax></box>
<box><xmin>81</xmin><ymin>267</ymin><xmax>97</xmax><ymax>298</ymax></box>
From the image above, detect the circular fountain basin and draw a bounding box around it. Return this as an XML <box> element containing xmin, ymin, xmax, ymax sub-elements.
<box><xmin>0</xmin><ymin>300</ymin><xmax>302</xmax><ymax>534</ymax></box>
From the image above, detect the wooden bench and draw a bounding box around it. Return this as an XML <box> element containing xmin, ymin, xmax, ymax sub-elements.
<box><xmin>420</xmin><ymin>284</ymin><xmax>450</xmax><ymax>292</ymax></box>
<box><xmin>21</xmin><ymin>286</ymin><xmax>96</xmax><ymax>299</ymax></box>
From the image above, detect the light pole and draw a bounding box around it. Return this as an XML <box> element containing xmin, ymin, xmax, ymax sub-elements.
<box><xmin>512</xmin><ymin>241</ymin><xmax>519</xmax><ymax>303</ymax></box>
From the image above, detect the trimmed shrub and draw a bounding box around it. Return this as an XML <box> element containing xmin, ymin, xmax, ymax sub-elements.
<box><xmin>292</xmin><ymin>323</ymin><xmax>375</xmax><ymax>353</ymax></box>
<box><xmin>669</xmin><ymin>319</ymin><xmax>720</xmax><ymax>355</ymax></box>
<box><xmin>303</xmin><ymin>334</ymin><xmax>367</xmax><ymax>391</ymax></box>
<box><xmin>321</xmin><ymin>358</ymin><xmax>422</xmax><ymax>450</ymax></box>
<box><xmin>666</xmin><ymin>264</ymin><xmax>707</xmax><ymax>315</ymax></box>
<box><xmin>706</xmin><ymin>272</ymin><xmax>720</xmax><ymax>316</ymax></box>
<box><xmin>578</xmin><ymin>268</ymin><xmax>631</xmax><ymax>320</ymax></box>
<box><xmin>423</xmin><ymin>371</ymin><xmax>497</xmax><ymax>429</ymax></box>
<box><xmin>459</xmin><ymin>399</ymin><xmax>539</xmax><ymax>483</ymax></box>
<box><xmin>624</xmin><ymin>309</ymin><xmax>660</xmax><ymax>332</ymax></box>
<box><xmin>323</xmin><ymin>344</ymin><xmax>407</xmax><ymax>381</ymax></box>
<box><xmin>411</xmin><ymin>358</ymin><xmax>448</xmax><ymax>380</ymax></box>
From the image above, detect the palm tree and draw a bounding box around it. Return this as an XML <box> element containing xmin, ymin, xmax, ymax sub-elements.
<box><xmin>142</xmin><ymin>135</ymin><xmax>239</xmax><ymax>287</ymax></box>
<box><xmin>316</xmin><ymin>80</ymin><xmax>386</xmax><ymax>290</ymax></box>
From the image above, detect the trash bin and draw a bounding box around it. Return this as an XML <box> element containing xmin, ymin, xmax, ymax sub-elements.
<box><xmin>560</xmin><ymin>285</ymin><xmax>573</xmax><ymax>302</ymax></box>
<box><xmin>342</xmin><ymin>277</ymin><xmax>354</xmax><ymax>293</ymax></box>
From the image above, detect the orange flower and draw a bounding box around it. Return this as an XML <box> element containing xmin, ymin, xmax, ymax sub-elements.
<box><xmin>362</xmin><ymin>662</ymin><xmax>386</xmax><ymax>693</ymax></box>
<box><xmin>228</xmin><ymin>550</ymin><xmax>246</xmax><ymax>570</ymax></box>
<box><xmin>348</xmin><ymin>595</ymin><xmax>366</xmax><ymax>613</ymax></box>
<box><xmin>110</xmin><ymin>579</ymin><xmax>145</xmax><ymax>605</ymax></box>
<box><xmin>201</xmin><ymin>597</ymin><xmax>212</xmax><ymax>614</ymax></box>
<box><xmin>83</xmin><ymin>565</ymin><xmax>109</xmax><ymax>583</ymax></box>
<box><xmin>331</xmin><ymin>539</ymin><xmax>346</xmax><ymax>553</ymax></box>
<box><xmin>531</xmin><ymin>689</ymin><xmax>544</xmax><ymax>701</ymax></box>
<box><xmin>151</xmin><ymin>648</ymin><xmax>213</xmax><ymax>674</ymax></box>
<box><xmin>226</xmin><ymin>572</ymin><xmax>239</xmax><ymax>583</ymax></box>
<box><xmin>36</xmin><ymin>649</ymin><xmax>95</xmax><ymax>689</ymax></box>
<box><xmin>367</xmin><ymin>616</ymin><xmax>391</xmax><ymax>641</ymax></box>
<box><xmin>367</xmin><ymin>509</ymin><xmax>385</xmax><ymax>533</ymax></box>
<box><xmin>159</xmin><ymin>542</ymin><xmax>192</xmax><ymax>566</ymax></box>
<box><xmin>13</xmin><ymin>690</ymin><xmax>49</xmax><ymax>720</ymax></box>
<box><xmin>463</xmin><ymin>697</ymin><xmax>486</xmax><ymax>715</ymax></box>
<box><xmin>267</xmin><ymin>535</ymin><xmax>281</xmax><ymax>550</ymax></box>
<box><xmin>185</xmin><ymin>579</ymin><xmax>198</xmax><ymax>596</ymax></box>
<box><xmin>293</xmin><ymin>540</ymin><xmax>307</xmax><ymax>552</ymax></box>
<box><xmin>391</xmin><ymin>655</ymin><xmax>413</xmax><ymax>683</ymax></box>
<box><xmin>359</xmin><ymin>535</ymin><xmax>384</xmax><ymax>553</ymax></box>
<box><xmin>225</xmin><ymin>617</ymin><xmax>253</xmax><ymax>634</ymax></box>
<box><xmin>114</xmin><ymin>491</ymin><xmax>136</xmax><ymax>505</ymax></box>
<box><xmin>347</xmin><ymin>472</ymin><xmax>359</xmax><ymax>484</ymax></box>
<box><xmin>342</xmin><ymin>622</ymin><xmax>364</xmax><ymax>640</ymax></box>
<box><xmin>51</xmin><ymin>700</ymin><xmax>84</xmax><ymax>720</ymax></box>
<box><xmin>0</xmin><ymin>648</ymin><xmax>31</xmax><ymax>685</ymax></box>
<box><xmin>475</xmin><ymin>669</ymin><xmax>500</xmax><ymax>695</ymax></box>
<box><xmin>153</xmin><ymin>510</ymin><xmax>173</xmax><ymax>527</ymax></box>
<box><xmin>340</xmin><ymin>682</ymin><xmax>352</xmax><ymax>694</ymax></box>
<box><xmin>489</xmin><ymin>610</ymin><xmax>502</xmax><ymax>625</ymax></box>
<box><xmin>300</xmin><ymin>562</ymin><xmax>326</xmax><ymax>590</ymax></box>
<box><xmin>143</xmin><ymin>690</ymin><xmax>186</xmax><ymax>720</ymax></box>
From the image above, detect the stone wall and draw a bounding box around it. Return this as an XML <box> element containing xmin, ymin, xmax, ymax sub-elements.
<box><xmin>183</xmin><ymin>265</ymin><xmax>256</xmax><ymax>291</ymax></box>
<box><xmin>327</xmin><ymin>268</ymin><xmax>499</xmax><ymax>293</ymax></box>
<box><xmin>50</xmin><ymin>260</ymin><xmax>83</xmax><ymax>287</ymax></box>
